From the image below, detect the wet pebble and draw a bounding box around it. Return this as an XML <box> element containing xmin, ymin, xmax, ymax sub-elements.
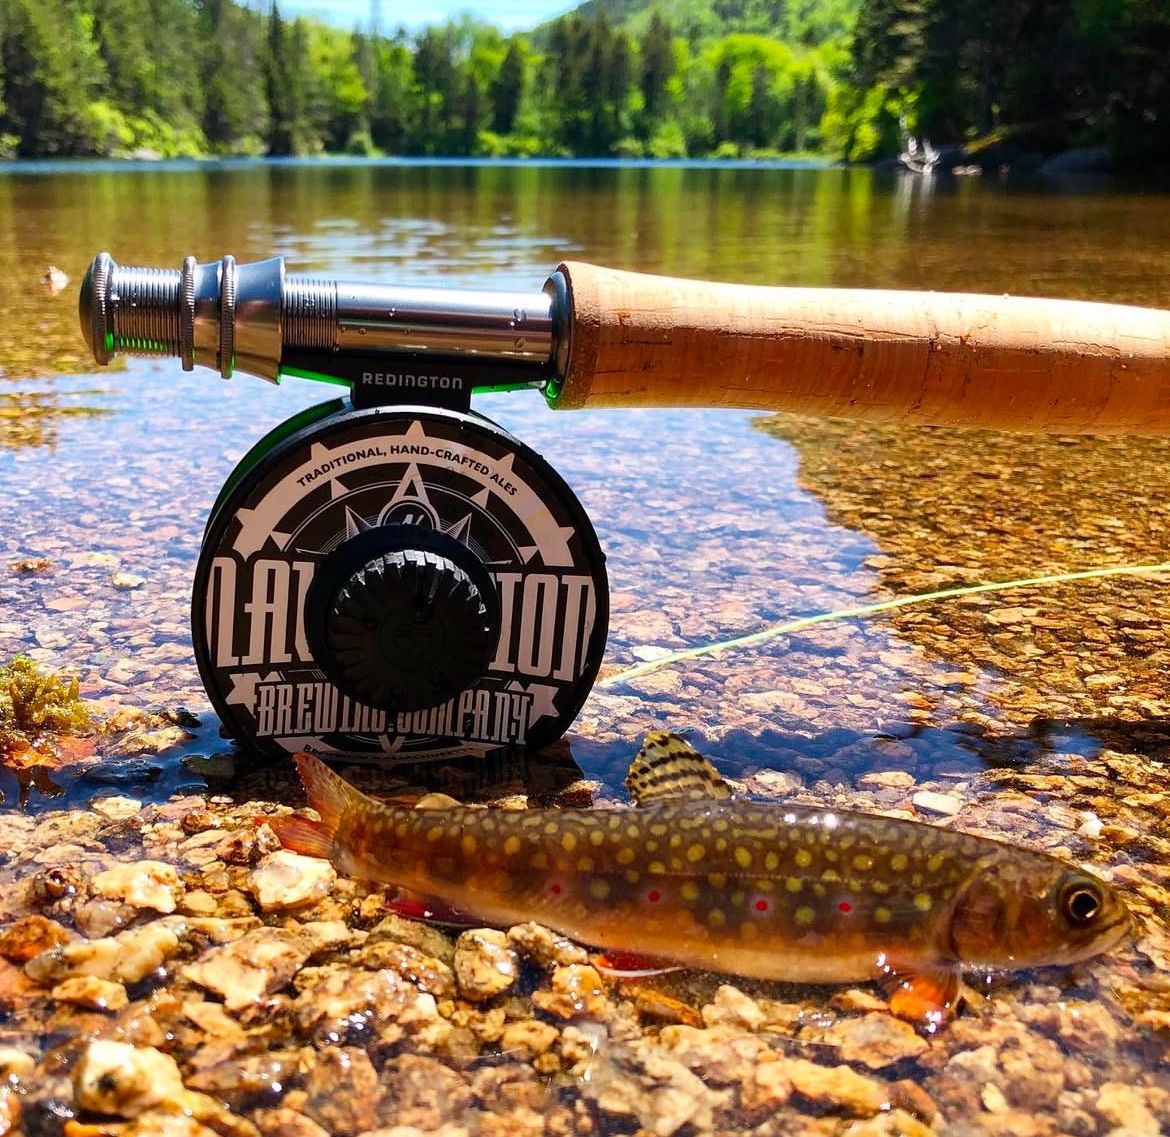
<box><xmin>506</xmin><ymin>921</ymin><xmax>589</xmax><ymax>969</ymax></box>
<box><xmin>90</xmin><ymin>859</ymin><xmax>184</xmax><ymax>913</ymax></box>
<box><xmin>182</xmin><ymin>928</ymin><xmax>311</xmax><ymax>1011</ymax></box>
<box><xmin>50</xmin><ymin>974</ymin><xmax>129</xmax><ymax>1010</ymax></box>
<box><xmin>453</xmin><ymin>929</ymin><xmax>519</xmax><ymax>1002</ymax></box>
<box><xmin>810</xmin><ymin>1011</ymin><xmax>929</xmax><ymax>1070</ymax></box>
<box><xmin>72</xmin><ymin>1039</ymin><xmax>186</xmax><ymax>1117</ymax></box>
<box><xmin>25</xmin><ymin>918</ymin><xmax>182</xmax><ymax>985</ymax></box>
<box><xmin>250</xmin><ymin>850</ymin><xmax>336</xmax><ymax>911</ymax></box>
<box><xmin>911</xmin><ymin>790</ymin><xmax>963</xmax><ymax>816</ymax></box>
<box><xmin>0</xmin><ymin>914</ymin><xmax>72</xmax><ymax>961</ymax></box>
<box><xmin>531</xmin><ymin>963</ymin><xmax>610</xmax><ymax>1020</ymax></box>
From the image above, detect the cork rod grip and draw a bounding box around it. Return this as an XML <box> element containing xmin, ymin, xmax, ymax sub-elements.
<box><xmin>552</xmin><ymin>261</ymin><xmax>1170</xmax><ymax>434</ymax></box>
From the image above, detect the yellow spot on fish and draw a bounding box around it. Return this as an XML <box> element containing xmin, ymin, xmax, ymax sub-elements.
<box><xmin>395</xmin><ymin>822</ymin><xmax>409</xmax><ymax>839</ymax></box>
<box><xmin>561</xmin><ymin>832</ymin><xmax>578</xmax><ymax>853</ymax></box>
<box><xmin>648</xmin><ymin>861</ymin><xmax>666</xmax><ymax>875</ymax></box>
<box><xmin>765</xmin><ymin>852</ymin><xmax>780</xmax><ymax>871</ymax></box>
<box><xmin>795</xmin><ymin>848</ymin><xmax>813</xmax><ymax>868</ymax></box>
<box><xmin>786</xmin><ymin>877</ymin><xmax>803</xmax><ymax>893</ymax></box>
<box><xmin>872</xmin><ymin>880</ymin><xmax>890</xmax><ymax>895</ymax></box>
<box><xmin>650</xmin><ymin>823</ymin><xmax>668</xmax><ymax>837</ymax></box>
<box><xmin>461</xmin><ymin>835</ymin><xmax>477</xmax><ymax>856</ymax></box>
<box><xmin>589</xmin><ymin>829</ymin><xmax>605</xmax><ymax>847</ymax></box>
<box><xmin>670</xmin><ymin>834</ymin><xmax>683</xmax><ymax>849</ymax></box>
<box><xmin>735</xmin><ymin>847</ymin><xmax>753</xmax><ymax>869</ymax></box>
<box><xmin>427</xmin><ymin>828</ymin><xmax>443</xmax><ymax>844</ymax></box>
<box><xmin>914</xmin><ymin>892</ymin><xmax>933</xmax><ymax>912</ymax></box>
<box><xmin>875</xmin><ymin>906</ymin><xmax>892</xmax><ymax>923</ymax></box>
<box><xmin>911</xmin><ymin>873</ymin><xmax>923</xmax><ymax>887</ymax></box>
<box><xmin>544</xmin><ymin>821</ymin><xmax>560</xmax><ymax>836</ymax></box>
<box><xmin>687</xmin><ymin>844</ymin><xmax>705</xmax><ymax>863</ymax></box>
<box><xmin>626</xmin><ymin>825</ymin><xmax>641</xmax><ymax>840</ymax></box>
<box><xmin>822</xmin><ymin>869</ymin><xmax>841</xmax><ymax>883</ymax></box>
<box><xmin>681</xmin><ymin>882</ymin><xmax>700</xmax><ymax>902</ymax></box>
<box><xmin>616</xmin><ymin>847</ymin><xmax>636</xmax><ymax>865</ymax></box>
<box><xmin>795</xmin><ymin>906</ymin><xmax>815</xmax><ymax>926</ymax></box>
<box><xmin>625</xmin><ymin>870</ymin><xmax>640</xmax><ymax>884</ymax></box>
<box><xmin>890</xmin><ymin>853</ymin><xmax>908</xmax><ymax>872</ymax></box>
<box><xmin>530</xmin><ymin>852</ymin><xmax>549</xmax><ymax>870</ymax></box>
<box><xmin>927</xmin><ymin>854</ymin><xmax>945</xmax><ymax>872</ymax></box>
<box><xmin>851</xmin><ymin>853</ymin><xmax>874</xmax><ymax>871</ymax></box>
<box><xmin>503</xmin><ymin>836</ymin><xmax>522</xmax><ymax>856</ymax></box>
<box><xmin>577</xmin><ymin>856</ymin><xmax>595</xmax><ymax>873</ymax></box>
<box><xmin>708</xmin><ymin>873</ymin><xmax>727</xmax><ymax>889</ymax></box>
<box><xmin>715</xmin><ymin>838</ymin><xmax>727</xmax><ymax>852</ymax></box>
<box><xmin>712</xmin><ymin>819</ymin><xmax>729</xmax><ymax>832</ymax></box>
<box><xmin>589</xmin><ymin>879</ymin><xmax>610</xmax><ymax>901</ymax></box>
<box><xmin>707</xmin><ymin>909</ymin><xmax>727</xmax><ymax>929</ymax></box>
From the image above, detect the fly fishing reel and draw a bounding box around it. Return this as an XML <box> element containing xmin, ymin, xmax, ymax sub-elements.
<box><xmin>80</xmin><ymin>253</ymin><xmax>608</xmax><ymax>760</ymax></box>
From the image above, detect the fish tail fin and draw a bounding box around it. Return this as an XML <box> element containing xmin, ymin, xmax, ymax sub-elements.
<box><xmin>267</xmin><ymin>752</ymin><xmax>370</xmax><ymax>858</ymax></box>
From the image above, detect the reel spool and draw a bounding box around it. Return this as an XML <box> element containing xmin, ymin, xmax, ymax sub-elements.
<box><xmin>194</xmin><ymin>401</ymin><xmax>607</xmax><ymax>760</ymax></box>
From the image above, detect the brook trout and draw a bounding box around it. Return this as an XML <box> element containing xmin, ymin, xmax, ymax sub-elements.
<box><xmin>271</xmin><ymin>733</ymin><xmax>1132</xmax><ymax>1022</ymax></box>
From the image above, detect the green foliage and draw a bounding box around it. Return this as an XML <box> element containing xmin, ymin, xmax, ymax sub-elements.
<box><xmin>0</xmin><ymin>657</ymin><xmax>91</xmax><ymax>752</ymax></box>
<box><xmin>835</xmin><ymin>0</ymin><xmax>1170</xmax><ymax>165</ymax></box>
<box><xmin>0</xmin><ymin>0</ymin><xmax>864</xmax><ymax>160</ymax></box>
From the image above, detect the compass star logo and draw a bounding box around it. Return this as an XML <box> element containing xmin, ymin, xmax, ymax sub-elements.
<box><xmin>376</xmin><ymin>463</ymin><xmax>442</xmax><ymax>530</ymax></box>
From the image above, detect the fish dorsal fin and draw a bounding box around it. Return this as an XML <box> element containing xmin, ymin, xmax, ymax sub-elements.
<box><xmin>413</xmin><ymin>792</ymin><xmax>462</xmax><ymax>811</ymax></box>
<box><xmin>625</xmin><ymin>732</ymin><xmax>733</xmax><ymax>806</ymax></box>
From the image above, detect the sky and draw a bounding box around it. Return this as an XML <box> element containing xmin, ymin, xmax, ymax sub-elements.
<box><xmin>273</xmin><ymin>0</ymin><xmax>575</xmax><ymax>31</ymax></box>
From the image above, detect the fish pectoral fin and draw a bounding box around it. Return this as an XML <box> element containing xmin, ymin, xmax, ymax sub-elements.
<box><xmin>264</xmin><ymin>814</ymin><xmax>335</xmax><ymax>860</ymax></box>
<box><xmin>877</xmin><ymin>965</ymin><xmax>962</xmax><ymax>1028</ymax></box>
<box><xmin>624</xmin><ymin>731</ymin><xmax>734</xmax><ymax>806</ymax></box>
<box><xmin>592</xmin><ymin>950</ymin><xmax>686</xmax><ymax>979</ymax></box>
<box><xmin>387</xmin><ymin>889</ymin><xmax>475</xmax><ymax>926</ymax></box>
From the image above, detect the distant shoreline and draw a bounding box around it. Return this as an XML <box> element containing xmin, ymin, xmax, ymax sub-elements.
<box><xmin>0</xmin><ymin>155</ymin><xmax>837</xmax><ymax>176</ymax></box>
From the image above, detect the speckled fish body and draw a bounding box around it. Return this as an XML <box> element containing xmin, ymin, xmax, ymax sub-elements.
<box><xmin>273</xmin><ymin>746</ymin><xmax>1131</xmax><ymax>990</ymax></box>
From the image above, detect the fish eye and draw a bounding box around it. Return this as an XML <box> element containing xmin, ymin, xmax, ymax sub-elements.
<box><xmin>1060</xmin><ymin>881</ymin><xmax>1103</xmax><ymax>925</ymax></box>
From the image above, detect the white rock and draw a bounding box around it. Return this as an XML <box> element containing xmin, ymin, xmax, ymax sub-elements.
<box><xmin>73</xmin><ymin>1040</ymin><xmax>185</xmax><ymax>1117</ymax></box>
<box><xmin>0</xmin><ymin>1048</ymin><xmax>34</xmax><ymax>1080</ymax></box>
<box><xmin>90</xmin><ymin>796</ymin><xmax>143</xmax><ymax>821</ymax></box>
<box><xmin>911</xmin><ymin>790</ymin><xmax>963</xmax><ymax>817</ymax></box>
<box><xmin>26</xmin><ymin>919</ymin><xmax>183</xmax><ymax>985</ymax></box>
<box><xmin>91</xmin><ymin>861</ymin><xmax>183</xmax><ymax>913</ymax></box>
<box><xmin>182</xmin><ymin>928</ymin><xmax>310</xmax><ymax>1011</ymax></box>
<box><xmin>250</xmin><ymin>849</ymin><xmax>336</xmax><ymax>911</ymax></box>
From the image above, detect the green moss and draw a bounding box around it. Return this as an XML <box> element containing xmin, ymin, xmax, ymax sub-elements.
<box><xmin>0</xmin><ymin>657</ymin><xmax>91</xmax><ymax>751</ymax></box>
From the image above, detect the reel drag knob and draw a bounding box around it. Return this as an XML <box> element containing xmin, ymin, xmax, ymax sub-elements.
<box><xmin>310</xmin><ymin>530</ymin><xmax>500</xmax><ymax>713</ymax></box>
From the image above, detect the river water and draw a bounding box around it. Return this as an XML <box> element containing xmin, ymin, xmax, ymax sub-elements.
<box><xmin>0</xmin><ymin>160</ymin><xmax>1168</xmax><ymax>1134</ymax></box>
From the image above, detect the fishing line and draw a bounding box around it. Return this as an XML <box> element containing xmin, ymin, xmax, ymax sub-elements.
<box><xmin>599</xmin><ymin>562</ymin><xmax>1170</xmax><ymax>688</ymax></box>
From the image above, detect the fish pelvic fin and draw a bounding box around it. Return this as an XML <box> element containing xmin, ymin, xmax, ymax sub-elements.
<box><xmin>625</xmin><ymin>731</ymin><xmax>733</xmax><ymax>806</ymax></box>
<box><xmin>878</xmin><ymin>965</ymin><xmax>962</xmax><ymax>1031</ymax></box>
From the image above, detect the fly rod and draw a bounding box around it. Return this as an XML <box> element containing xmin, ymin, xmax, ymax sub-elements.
<box><xmin>81</xmin><ymin>252</ymin><xmax>1170</xmax><ymax>433</ymax></box>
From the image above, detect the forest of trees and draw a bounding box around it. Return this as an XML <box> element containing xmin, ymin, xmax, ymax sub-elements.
<box><xmin>0</xmin><ymin>0</ymin><xmax>853</xmax><ymax>159</ymax></box>
<box><xmin>2</xmin><ymin>0</ymin><xmax>1170</xmax><ymax>165</ymax></box>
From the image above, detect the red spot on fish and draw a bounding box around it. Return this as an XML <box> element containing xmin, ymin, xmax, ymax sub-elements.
<box><xmin>755</xmin><ymin>899</ymin><xmax>769</xmax><ymax>912</ymax></box>
<box><xmin>550</xmin><ymin>882</ymin><xmax>563</xmax><ymax>895</ymax></box>
<box><xmin>838</xmin><ymin>900</ymin><xmax>853</xmax><ymax>914</ymax></box>
<box><xmin>647</xmin><ymin>889</ymin><xmax>662</xmax><ymax>903</ymax></box>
